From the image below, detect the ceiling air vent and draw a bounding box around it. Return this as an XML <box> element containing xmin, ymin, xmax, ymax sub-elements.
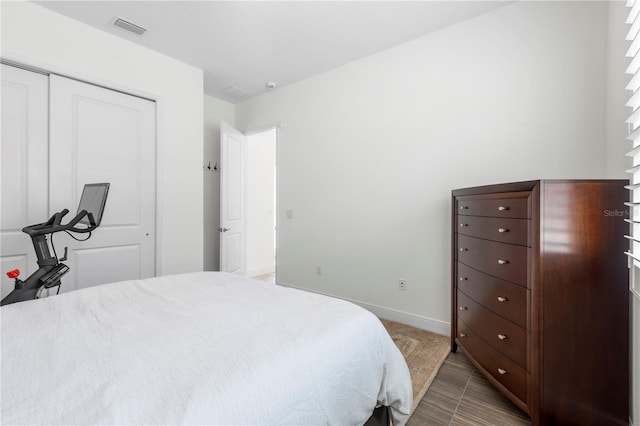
<box><xmin>219</xmin><ymin>85</ymin><xmax>251</xmax><ymax>101</ymax></box>
<box><xmin>111</xmin><ymin>16</ymin><xmax>147</xmax><ymax>35</ymax></box>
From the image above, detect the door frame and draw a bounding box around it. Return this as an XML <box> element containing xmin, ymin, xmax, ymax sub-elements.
<box><xmin>218</xmin><ymin>122</ymin><xmax>280</xmax><ymax>278</ymax></box>
<box><xmin>0</xmin><ymin>56</ymin><xmax>163</xmax><ymax>276</ymax></box>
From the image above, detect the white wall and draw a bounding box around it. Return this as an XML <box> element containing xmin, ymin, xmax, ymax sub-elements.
<box><xmin>607</xmin><ymin>0</ymin><xmax>632</xmax><ymax>178</ymax></box>
<box><xmin>203</xmin><ymin>95</ymin><xmax>235</xmax><ymax>271</ymax></box>
<box><xmin>245</xmin><ymin>129</ymin><xmax>276</xmax><ymax>277</ymax></box>
<box><xmin>235</xmin><ymin>1</ymin><xmax>615</xmax><ymax>332</ymax></box>
<box><xmin>1</xmin><ymin>0</ymin><xmax>204</xmax><ymax>275</ymax></box>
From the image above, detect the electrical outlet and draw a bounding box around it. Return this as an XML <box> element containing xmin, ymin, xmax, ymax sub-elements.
<box><xmin>316</xmin><ymin>265</ymin><xmax>322</xmax><ymax>276</ymax></box>
<box><xmin>399</xmin><ymin>280</ymin><xmax>407</xmax><ymax>291</ymax></box>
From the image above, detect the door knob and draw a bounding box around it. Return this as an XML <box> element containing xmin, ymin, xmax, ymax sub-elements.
<box><xmin>218</xmin><ymin>227</ymin><xmax>230</xmax><ymax>232</ymax></box>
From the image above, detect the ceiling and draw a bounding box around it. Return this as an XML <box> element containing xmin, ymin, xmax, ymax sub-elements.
<box><xmin>33</xmin><ymin>1</ymin><xmax>510</xmax><ymax>103</ymax></box>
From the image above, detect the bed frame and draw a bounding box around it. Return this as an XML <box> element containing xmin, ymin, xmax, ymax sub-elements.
<box><xmin>364</xmin><ymin>405</ymin><xmax>391</xmax><ymax>426</ymax></box>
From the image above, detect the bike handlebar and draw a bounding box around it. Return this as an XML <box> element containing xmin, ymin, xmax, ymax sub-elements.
<box><xmin>22</xmin><ymin>209</ymin><xmax>98</xmax><ymax>237</ymax></box>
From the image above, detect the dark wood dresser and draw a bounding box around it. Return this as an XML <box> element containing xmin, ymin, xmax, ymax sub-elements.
<box><xmin>451</xmin><ymin>180</ymin><xmax>630</xmax><ymax>425</ymax></box>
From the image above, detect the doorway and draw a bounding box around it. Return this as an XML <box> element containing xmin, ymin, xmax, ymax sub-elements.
<box><xmin>245</xmin><ymin>128</ymin><xmax>277</xmax><ymax>280</ymax></box>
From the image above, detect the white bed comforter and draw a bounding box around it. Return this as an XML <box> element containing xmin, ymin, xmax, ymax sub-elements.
<box><xmin>1</xmin><ymin>272</ymin><xmax>412</xmax><ymax>425</ymax></box>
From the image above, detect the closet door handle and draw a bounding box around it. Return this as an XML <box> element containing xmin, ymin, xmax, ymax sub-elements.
<box><xmin>497</xmin><ymin>296</ymin><xmax>508</xmax><ymax>302</ymax></box>
<box><xmin>497</xmin><ymin>334</ymin><xmax>508</xmax><ymax>340</ymax></box>
<box><xmin>498</xmin><ymin>368</ymin><xmax>508</xmax><ymax>375</ymax></box>
<box><xmin>498</xmin><ymin>206</ymin><xmax>509</xmax><ymax>211</ymax></box>
<box><xmin>498</xmin><ymin>228</ymin><xmax>509</xmax><ymax>233</ymax></box>
<box><xmin>497</xmin><ymin>259</ymin><xmax>508</xmax><ymax>265</ymax></box>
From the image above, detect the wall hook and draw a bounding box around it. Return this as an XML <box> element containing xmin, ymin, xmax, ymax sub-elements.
<box><xmin>204</xmin><ymin>161</ymin><xmax>219</xmax><ymax>172</ymax></box>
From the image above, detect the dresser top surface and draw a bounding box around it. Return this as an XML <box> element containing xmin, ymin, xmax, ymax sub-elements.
<box><xmin>451</xmin><ymin>179</ymin><xmax>628</xmax><ymax>197</ymax></box>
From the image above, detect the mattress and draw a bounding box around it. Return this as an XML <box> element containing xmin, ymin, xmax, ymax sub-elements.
<box><xmin>1</xmin><ymin>272</ymin><xmax>412</xmax><ymax>425</ymax></box>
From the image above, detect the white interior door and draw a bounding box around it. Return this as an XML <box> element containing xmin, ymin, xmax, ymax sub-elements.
<box><xmin>0</xmin><ymin>65</ymin><xmax>49</xmax><ymax>299</ymax></box>
<box><xmin>220</xmin><ymin>122</ymin><xmax>246</xmax><ymax>274</ymax></box>
<box><xmin>49</xmin><ymin>75</ymin><xmax>156</xmax><ymax>291</ymax></box>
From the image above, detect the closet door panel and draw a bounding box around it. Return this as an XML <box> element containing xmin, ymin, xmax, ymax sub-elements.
<box><xmin>49</xmin><ymin>75</ymin><xmax>156</xmax><ymax>291</ymax></box>
<box><xmin>0</xmin><ymin>65</ymin><xmax>48</xmax><ymax>299</ymax></box>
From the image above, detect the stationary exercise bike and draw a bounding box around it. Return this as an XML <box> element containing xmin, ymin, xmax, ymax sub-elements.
<box><xmin>1</xmin><ymin>183</ymin><xmax>110</xmax><ymax>306</ymax></box>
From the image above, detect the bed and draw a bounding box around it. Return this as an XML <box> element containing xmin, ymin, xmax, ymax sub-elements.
<box><xmin>1</xmin><ymin>272</ymin><xmax>412</xmax><ymax>425</ymax></box>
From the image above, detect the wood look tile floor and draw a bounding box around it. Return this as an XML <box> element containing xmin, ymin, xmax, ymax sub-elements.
<box><xmin>251</xmin><ymin>273</ymin><xmax>530</xmax><ymax>425</ymax></box>
<box><xmin>408</xmin><ymin>351</ymin><xmax>531</xmax><ymax>426</ymax></box>
<box><xmin>251</xmin><ymin>272</ymin><xmax>276</xmax><ymax>284</ymax></box>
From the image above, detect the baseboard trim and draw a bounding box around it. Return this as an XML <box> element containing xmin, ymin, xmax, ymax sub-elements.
<box><xmin>278</xmin><ymin>281</ymin><xmax>450</xmax><ymax>337</ymax></box>
<box><xmin>355</xmin><ymin>300</ymin><xmax>450</xmax><ymax>337</ymax></box>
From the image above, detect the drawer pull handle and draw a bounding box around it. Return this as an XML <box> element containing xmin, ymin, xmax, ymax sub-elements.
<box><xmin>459</xmin><ymin>333</ymin><xmax>467</xmax><ymax>338</ymax></box>
<box><xmin>498</xmin><ymin>206</ymin><xmax>509</xmax><ymax>211</ymax></box>
<box><xmin>459</xmin><ymin>276</ymin><xmax>467</xmax><ymax>281</ymax></box>
<box><xmin>459</xmin><ymin>306</ymin><xmax>467</xmax><ymax>310</ymax></box>
<box><xmin>498</xmin><ymin>228</ymin><xmax>509</xmax><ymax>233</ymax></box>
<box><xmin>497</xmin><ymin>296</ymin><xmax>508</xmax><ymax>302</ymax></box>
<box><xmin>497</xmin><ymin>259</ymin><xmax>508</xmax><ymax>265</ymax></box>
<box><xmin>459</xmin><ymin>223</ymin><xmax>468</xmax><ymax>227</ymax></box>
<box><xmin>460</xmin><ymin>248</ymin><xmax>468</xmax><ymax>252</ymax></box>
<box><xmin>497</xmin><ymin>368</ymin><xmax>508</xmax><ymax>375</ymax></box>
<box><xmin>460</xmin><ymin>206</ymin><xmax>468</xmax><ymax>210</ymax></box>
<box><xmin>497</xmin><ymin>334</ymin><xmax>508</xmax><ymax>340</ymax></box>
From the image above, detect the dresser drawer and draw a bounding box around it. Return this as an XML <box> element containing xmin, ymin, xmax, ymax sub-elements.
<box><xmin>457</xmin><ymin>291</ymin><xmax>528</xmax><ymax>369</ymax></box>
<box><xmin>456</xmin><ymin>215</ymin><xmax>529</xmax><ymax>247</ymax></box>
<box><xmin>457</xmin><ymin>263</ymin><xmax>528</xmax><ymax>328</ymax></box>
<box><xmin>457</xmin><ymin>192</ymin><xmax>531</xmax><ymax>219</ymax></box>
<box><xmin>457</xmin><ymin>319</ymin><xmax>528</xmax><ymax>404</ymax></box>
<box><xmin>457</xmin><ymin>234</ymin><xmax>529</xmax><ymax>286</ymax></box>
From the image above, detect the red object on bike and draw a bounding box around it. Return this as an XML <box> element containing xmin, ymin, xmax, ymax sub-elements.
<box><xmin>6</xmin><ymin>269</ymin><xmax>20</xmax><ymax>279</ymax></box>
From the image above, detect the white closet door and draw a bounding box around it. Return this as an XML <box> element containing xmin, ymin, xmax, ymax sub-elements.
<box><xmin>49</xmin><ymin>75</ymin><xmax>156</xmax><ymax>291</ymax></box>
<box><xmin>0</xmin><ymin>65</ymin><xmax>49</xmax><ymax>299</ymax></box>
